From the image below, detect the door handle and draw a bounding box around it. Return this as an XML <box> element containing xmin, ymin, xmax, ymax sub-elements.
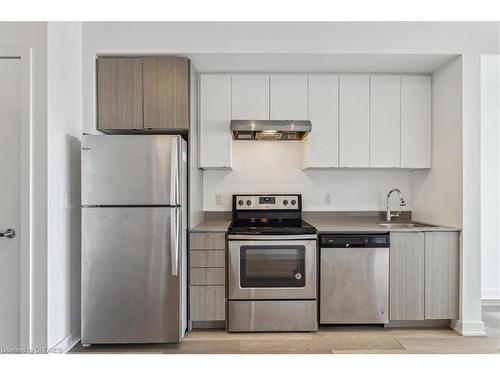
<box><xmin>170</xmin><ymin>207</ymin><xmax>180</xmax><ymax>276</ymax></box>
<box><xmin>0</xmin><ymin>229</ymin><xmax>16</xmax><ymax>239</ymax></box>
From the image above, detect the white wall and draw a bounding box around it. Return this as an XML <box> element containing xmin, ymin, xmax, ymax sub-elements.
<box><xmin>480</xmin><ymin>55</ymin><xmax>500</xmax><ymax>301</ymax></box>
<box><xmin>0</xmin><ymin>21</ymin><xmax>48</xmax><ymax>349</ymax></box>
<box><xmin>204</xmin><ymin>142</ymin><xmax>411</xmax><ymax>211</ymax></box>
<box><xmin>47</xmin><ymin>22</ymin><xmax>82</xmax><ymax>350</ymax></box>
<box><xmin>411</xmin><ymin>57</ymin><xmax>463</xmax><ymax>228</ymax></box>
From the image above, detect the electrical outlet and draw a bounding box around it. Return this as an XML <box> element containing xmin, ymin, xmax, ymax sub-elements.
<box><xmin>215</xmin><ymin>193</ymin><xmax>223</xmax><ymax>206</ymax></box>
<box><xmin>325</xmin><ymin>192</ymin><xmax>332</xmax><ymax>205</ymax></box>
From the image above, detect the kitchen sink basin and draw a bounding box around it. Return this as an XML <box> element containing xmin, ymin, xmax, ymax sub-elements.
<box><xmin>376</xmin><ymin>222</ymin><xmax>437</xmax><ymax>229</ymax></box>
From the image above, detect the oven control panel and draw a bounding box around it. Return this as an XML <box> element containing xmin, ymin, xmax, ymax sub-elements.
<box><xmin>234</xmin><ymin>194</ymin><xmax>300</xmax><ymax>210</ymax></box>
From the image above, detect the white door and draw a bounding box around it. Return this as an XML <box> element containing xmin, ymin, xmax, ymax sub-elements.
<box><xmin>370</xmin><ymin>75</ymin><xmax>401</xmax><ymax>168</ymax></box>
<box><xmin>199</xmin><ymin>74</ymin><xmax>232</xmax><ymax>169</ymax></box>
<box><xmin>339</xmin><ymin>75</ymin><xmax>370</xmax><ymax>167</ymax></box>
<box><xmin>270</xmin><ymin>75</ymin><xmax>308</xmax><ymax>120</ymax></box>
<box><xmin>303</xmin><ymin>75</ymin><xmax>339</xmax><ymax>168</ymax></box>
<box><xmin>231</xmin><ymin>74</ymin><xmax>269</xmax><ymax>120</ymax></box>
<box><xmin>401</xmin><ymin>76</ymin><xmax>432</xmax><ymax>168</ymax></box>
<box><xmin>0</xmin><ymin>58</ymin><xmax>22</xmax><ymax>349</ymax></box>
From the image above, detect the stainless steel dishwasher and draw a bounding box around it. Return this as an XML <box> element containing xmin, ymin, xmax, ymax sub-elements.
<box><xmin>320</xmin><ymin>233</ymin><xmax>389</xmax><ymax>324</ymax></box>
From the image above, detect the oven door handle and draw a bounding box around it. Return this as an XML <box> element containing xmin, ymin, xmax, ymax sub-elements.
<box><xmin>227</xmin><ymin>234</ymin><xmax>317</xmax><ymax>241</ymax></box>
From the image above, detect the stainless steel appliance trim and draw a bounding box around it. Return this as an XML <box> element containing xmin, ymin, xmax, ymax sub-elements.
<box><xmin>82</xmin><ymin>206</ymin><xmax>181</xmax><ymax>344</ymax></box>
<box><xmin>170</xmin><ymin>137</ymin><xmax>178</xmax><ymax>206</ymax></box>
<box><xmin>234</xmin><ymin>194</ymin><xmax>300</xmax><ymax>210</ymax></box>
<box><xmin>228</xmin><ymin>239</ymin><xmax>317</xmax><ymax>300</ymax></box>
<box><xmin>230</xmin><ymin>120</ymin><xmax>312</xmax><ymax>132</ymax></box>
<box><xmin>320</xmin><ymin>246</ymin><xmax>389</xmax><ymax>324</ymax></box>
<box><xmin>228</xmin><ymin>234</ymin><xmax>317</xmax><ymax>240</ymax></box>
<box><xmin>228</xmin><ymin>300</ymin><xmax>317</xmax><ymax>332</ymax></box>
<box><xmin>170</xmin><ymin>207</ymin><xmax>180</xmax><ymax>276</ymax></box>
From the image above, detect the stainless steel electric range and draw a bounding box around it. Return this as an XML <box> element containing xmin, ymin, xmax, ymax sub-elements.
<box><xmin>227</xmin><ymin>194</ymin><xmax>318</xmax><ymax>332</ymax></box>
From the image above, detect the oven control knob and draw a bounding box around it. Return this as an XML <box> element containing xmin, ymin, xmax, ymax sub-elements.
<box><xmin>238</xmin><ymin>200</ymin><xmax>244</xmax><ymax>206</ymax></box>
<box><xmin>294</xmin><ymin>273</ymin><xmax>302</xmax><ymax>280</ymax></box>
<box><xmin>291</xmin><ymin>199</ymin><xmax>297</xmax><ymax>205</ymax></box>
<box><xmin>283</xmin><ymin>200</ymin><xmax>288</xmax><ymax>206</ymax></box>
<box><xmin>246</xmin><ymin>200</ymin><xmax>252</xmax><ymax>206</ymax></box>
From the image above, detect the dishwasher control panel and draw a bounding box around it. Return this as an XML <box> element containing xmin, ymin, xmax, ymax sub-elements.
<box><xmin>320</xmin><ymin>234</ymin><xmax>390</xmax><ymax>248</ymax></box>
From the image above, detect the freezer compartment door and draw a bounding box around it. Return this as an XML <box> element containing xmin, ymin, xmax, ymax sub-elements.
<box><xmin>320</xmin><ymin>247</ymin><xmax>389</xmax><ymax>324</ymax></box>
<box><xmin>82</xmin><ymin>207</ymin><xmax>184</xmax><ymax>344</ymax></box>
<box><xmin>82</xmin><ymin>134</ymin><xmax>186</xmax><ymax>206</ymax></box>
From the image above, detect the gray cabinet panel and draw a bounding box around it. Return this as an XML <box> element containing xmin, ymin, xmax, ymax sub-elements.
<box><xmin>97</xmin><ymin>57</ymin><xmax>143</xmax><ymax>131</ymax></box>
<box><xmin>389</xmin><ymin>232</ymin><xmax>425</xmax><ymax>320</ymax></box>
<box><xmin>425</xmin><ymin>232</ymin><xmax>459</xmax><ymax>319</ymax></box>
<box><xmin>189</xmin><ymin>232</ymin><xmax>226</xmax><ymax>249</ymax></box>
<box><xmin>189</xmin><ymin>286</ymin><xmax>225</xmax><ymax>321</ymax></box>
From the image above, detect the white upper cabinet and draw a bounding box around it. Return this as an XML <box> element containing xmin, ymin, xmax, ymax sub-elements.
<box><xmin>199</xmin><ymin>74</ymin><xmax>232</xmax><ymax>169</ymax></box>
<box><xmin>339</xmin><ymin>75</ymin><xmax>370</xmax><ymax>167</ymax></box>
<box><xmin>231</xmin><ymin>74</ymin><xmax>270</xmax><ymax>120</ymax></box>
<box><xmin>303</xmin><ymin>75</ymin><xmax>339</xmax><ymax>168</ymax></box>
<box><xmin>401</xmin><ymin>76</ymin><xmax>431</xmax><ymax>168</ymax></box>
<box><xmin>270</xmin><ymin>75</ymin><xmax>308</xmax><ymax>120</ymax></box>
<box><xmin>370</xmin><ymin>75</ymin><xmax>401</xmax><ymax>168</ymax></box>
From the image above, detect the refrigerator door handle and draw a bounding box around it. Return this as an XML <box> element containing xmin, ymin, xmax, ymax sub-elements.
<box><xmin>170</xmin><ymin>207</ymin><xmax>180</xmax><ymax>276</ymax></box>
<box><xmin>170</xmin><ymin>137</ymin><xmax>181</xmax><ymax>207</ymax></box>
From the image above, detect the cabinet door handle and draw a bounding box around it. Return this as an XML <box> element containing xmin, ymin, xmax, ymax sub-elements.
<box><xmin>0</xmin><ymin>229</ymin><xmax>16</xmax><ymax>239</ymax></box>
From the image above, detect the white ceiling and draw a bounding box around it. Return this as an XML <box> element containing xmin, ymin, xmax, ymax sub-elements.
<box><xmin>188</xmin><ymin>53</ymin><xmax>459</xmax><ymax>74</ymax></box>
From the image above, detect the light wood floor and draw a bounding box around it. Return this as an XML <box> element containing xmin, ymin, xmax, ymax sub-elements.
<box><xmin>71</xmin><ymin>326</ymin><xmax>499</xmax><ymax>354</ymax></box>
<box><xmin>71</xmin><ymin>305</ymin><xmax>500</xmax><ymax>354</ymax></box>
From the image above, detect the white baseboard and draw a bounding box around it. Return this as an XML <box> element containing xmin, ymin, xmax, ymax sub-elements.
<box><xmin>450</xmin><ymin>320</ymin><xmax>486</xmax><ymax>336</ymax></box>
<box><xmin>49</xmin><ymin>326</ymin><xmax>81</xmax><ymax>354</ymax></box>
<box><xmin>481</xmin><ymin>289</ymin><xmax>500</xmax><ymax>301</ymax></box>
<box><xmin>482</xmin><ymin>298</ymin><xmax>500</xmax><ymax>306</ymax></box>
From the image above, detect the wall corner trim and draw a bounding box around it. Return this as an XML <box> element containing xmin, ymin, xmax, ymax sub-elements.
<box><xmin>49</xmin><ymin>326</ymin><xmax>81</xmax><ymax>354</ymax></box>
<box><xmin>450</xmin><ymin>319</ymin><xmax>486</xmax><ymax>336</ymax></box>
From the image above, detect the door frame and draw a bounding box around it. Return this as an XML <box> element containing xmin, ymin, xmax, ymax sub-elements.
<box><xmin>0</xmin><ymin>47</ymin><xmax>32</xmax><ymax>349</ymax></box>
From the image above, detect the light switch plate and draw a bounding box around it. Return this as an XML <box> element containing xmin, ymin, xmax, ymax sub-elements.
<box><xmin>215</xmin><ymin>193</ymin><xmax>223</xmax><ymax>206</ymax></box>
<box><xmin>325</xmin><ymin>193</ymin><xmax>332</xmax><ymax>205</ymax></box>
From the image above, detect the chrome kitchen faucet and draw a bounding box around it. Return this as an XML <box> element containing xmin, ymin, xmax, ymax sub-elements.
<box><xmin>386</xmin><ymin>188</ymin><xmax>406</xmax><ymax>221</ymax></box>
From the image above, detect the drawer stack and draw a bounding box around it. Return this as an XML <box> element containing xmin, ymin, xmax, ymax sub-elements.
<box><xmin>189</xmin><ymin>232</ymin><xmax>226</xmax><ymax>327</ymax></box>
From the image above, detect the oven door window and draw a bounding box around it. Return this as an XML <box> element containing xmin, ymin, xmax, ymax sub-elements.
<box><xmin>240</xmin><ymin>245</ymin><xmax>306</xmax><ymax>288</ymax></box>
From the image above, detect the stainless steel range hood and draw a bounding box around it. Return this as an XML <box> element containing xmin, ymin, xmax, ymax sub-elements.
<box><xmin>230</xmin><ymin>120</ymin><xmax>312</xmax><ymax>141</ymax></box>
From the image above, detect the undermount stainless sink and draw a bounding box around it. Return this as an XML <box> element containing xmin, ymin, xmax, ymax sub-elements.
<box><xmin>376</xmin><ymin>222</ymin><xmax>437</xmax><ymax>229</ymax></box>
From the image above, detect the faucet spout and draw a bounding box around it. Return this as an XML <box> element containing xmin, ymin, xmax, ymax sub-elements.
<box><xmin>386</xmin><ymin>188</ymin><xmax>406</xmax><ymax>221</ymax></box>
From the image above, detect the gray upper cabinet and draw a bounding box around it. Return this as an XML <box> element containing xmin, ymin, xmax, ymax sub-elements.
<box><xmin>143</xmin><ymin>57</ymin><xmax>189</xmax><ymax>130</ymax></box>
<box><xmin>389</xmin><ymin>232</ymin><xmax>425</xmax><ymax>320</ymax></box>
<box><xmin>97</xmin><ymin>57</ymin><xmax>143</xmax><ymax>130</ymax></box>
<box><xmin>97</xmin><ymin>56</ymin><xmax>190</xmax><ymax>132</ymax></box>
<box><xmin>424</xmin><ymin>232</ymin><xmax>459</xmax><ymax>320</ymax></box>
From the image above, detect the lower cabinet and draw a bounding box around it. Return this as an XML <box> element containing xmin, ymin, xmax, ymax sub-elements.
<box><xmin>389</xmin><ymin>231</ymin><xmax>459</xmax><ymax>321</ymax></box>
<box><xmin>389</xmin><ymin>232</ymin><xmax>425</xmax><ymax>320</ymax></box>
<box><xmin>424</xmin><ymin>232</ymin><xmax>459</xmax><ymax>319</ymax></box>
<box><xmin>189</xmin><ymin>231</ymin><xmax>227</xmax><ymax>327</ymax></box>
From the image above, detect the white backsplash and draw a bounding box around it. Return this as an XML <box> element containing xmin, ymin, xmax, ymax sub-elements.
<box><xmin>203</xmin><ymin>141</ymin><xmax>412</xmax><ymax>211</ymax></box>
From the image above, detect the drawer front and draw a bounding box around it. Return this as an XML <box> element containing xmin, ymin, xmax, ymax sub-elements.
<box><xmin>190</xmin><ymin>267</ymin><xmax>225</xmax><ymax>286</ymax></box>
<box><xmin>190</xmin><ymin>286</ymin><xmax>226</xmax><ymax>321</ymax></box>
<box><xmin>190</xmin><ymin>232</ymin><xmax>226</xmax><ymax>250</ymax></box>
<box><xmin>190</xmin><ymin>250</ymin><xmax>225</xmax><ymax>268</ymax></box>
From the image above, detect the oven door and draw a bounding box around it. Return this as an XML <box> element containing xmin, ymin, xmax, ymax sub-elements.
<box><xmin>228</xmin><ymin>239</ymin><xmax>317</xmax><ymax>300</ymax></box>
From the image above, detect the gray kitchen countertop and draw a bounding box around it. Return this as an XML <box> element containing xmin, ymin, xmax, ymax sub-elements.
<box><xmin>306</xmin><ymin>218</ymin><xmax>461</xmax><ymax>233</ymax></box>
<box><xmin>190</xmin><ymin>219</ymin><xmax>231</xmax><ymax>232</ymax></box>
<box><xmin>190</xmin><ymin>216</ymin><xmax>460</xmax><ymax>233</ymax></box>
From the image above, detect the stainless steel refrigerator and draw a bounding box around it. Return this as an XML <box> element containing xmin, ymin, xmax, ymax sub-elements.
<box><xmin>81</xmin><ymin>134</ymin><xmax>187</xmax><ymax>345</ymax></box>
